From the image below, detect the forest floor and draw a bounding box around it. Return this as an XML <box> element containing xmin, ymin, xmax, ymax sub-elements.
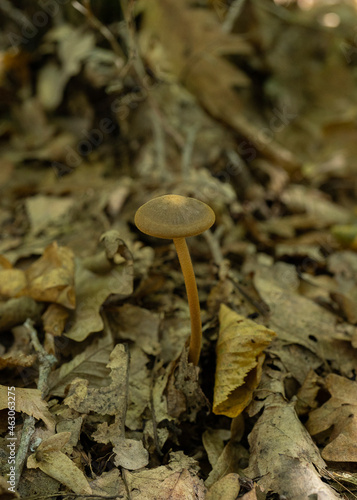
<box><xmin>1</xmin><ymin>0</ymin><xmax>357</xmax><ymax>499</ymax></box>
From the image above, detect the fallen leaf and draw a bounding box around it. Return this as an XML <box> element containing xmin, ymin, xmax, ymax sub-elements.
<box><xmin>0</xmin><ymin>386</ymin><xmax>54</xmax><ymax>430</ymax></box>
<box><xmin>25</xmin><ymin>195</ymin><xmax>73</xmax><ymax>234</ymax></box>
<box><xmin>280</xmin><ymin>184</ymin><xmax>351</xmax><ymax>226</ymax></box>
<box><xmin>124</xmin><ymin>451</ymin><xmax>205</xmax><ymax>499</ymax></box>
<box><xmin>245</xmin><ymin>392</ymin><xmax>339</xmax><ymax>500</ymax></box>
<box><xmin>48</xmin><ymin>329</ymin><xmax>113</xmax><ymax>397</ymax></box>
<box><xmin>253</xmin><ymin>261</ymin><xmax>357</xmax><ymax>379</ymax></box>
<box><xmin>113</xmin><ymin>437</ymin><xmax>149</xmax><ymax>470</ymax></box>
<box><xmin>25</xmin><ymin>242</ymin><xmax>75</xmax><ymax>309</ymax></box>
<box><xmin>306</xmin><ymin>373</ymin><xmax>357</xmax><ymax>462</ymax></box>
<box><xmin>65</xmin><ymin>234</ymin><xmax>133</xmax><ymax>342</ymax></box>
<box><xmin>206</xmin><ymin>473</ymin><xmax>240</xmax><ymax>500</ymax></box>
<box><xmin>64</xmin><ymin>344</ymin><xmax>129</xmax><ymax>417</ymax></box>
<box><xmin>114</xmin><ymin>304</ymin><xmax>161</xmax><ymax>356</ymax></box>
<box><xmin>42</xmin><ymin>303</ymin><xmax>69</xmax><ymax>337</ymax></box>
<box><xmin>213</xmin><ymin>304</ymin><xmax>276</xmax><ymax>417</ymax></box>
<box><xmin>0</xmin><ymin>297</ymin><xmax>43</xmax><ymax>333</ymax></box>
<box><xmin>89</xmin><ymin>469</ymin><xmax>126</xmax><ymax>498</ymax></box>
<box><xmin>27</xmin><ymin>432</ymin><xmax>91</xmax><ymax>495</ymax></box>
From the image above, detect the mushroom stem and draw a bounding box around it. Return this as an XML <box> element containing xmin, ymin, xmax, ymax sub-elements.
<box><xmin>173</xmin><ymin>237</ymin><xmax>202</xmax><ymax>365</ymax></box>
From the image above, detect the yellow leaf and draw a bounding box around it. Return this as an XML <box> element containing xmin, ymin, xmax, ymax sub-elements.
<box><xmin>213</xmin><ymin>304</ymin><xmax>276</xmax><ymax>417</ymax></box>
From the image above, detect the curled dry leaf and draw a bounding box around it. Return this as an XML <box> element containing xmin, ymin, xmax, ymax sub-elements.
<box><xmin>42</xmin><ymin>303</ymin><xmax>69</xmax><ymax>336</ymax></box>
<box><xmin>213</xmin><ymin>304</ymin><xmax>276</xmax><ymax>417</ymax></box>
<box><xmin>306</xmin><ymin>373</ymin><xmax>357</xmax><ymax>462</ymax></box>
<box><xmin>27</xmin><ymin>432</ymin><xmax>91</xmax><ymax>495</ymax></box>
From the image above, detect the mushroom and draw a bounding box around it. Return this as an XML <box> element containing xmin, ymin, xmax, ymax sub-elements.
<box><xmin>135</xmin><ymin>194</ymin><xmax>215</xmax><ymax>365</ymax></box>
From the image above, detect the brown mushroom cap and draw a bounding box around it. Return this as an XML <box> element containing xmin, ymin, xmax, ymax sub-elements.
<box><xmin>135</xmin><ymin>194</ymin><xmax>215</xmax><ymax>239</ymax></box>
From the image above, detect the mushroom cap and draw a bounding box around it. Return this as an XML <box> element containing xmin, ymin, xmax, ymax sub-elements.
<box><xmin>135</xmin><ymin>194</ymin><xmax>215</xmax><ymax>239</ymax></box>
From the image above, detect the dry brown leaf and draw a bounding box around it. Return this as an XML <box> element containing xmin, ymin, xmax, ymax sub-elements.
<box><xmin>143</xmin><ymin>1</ymin><xmax>298</xmax><ymax>171</ymax></box>
<box><xmin>166</xmin><ymin>348</ymin><xmax>209</xmax><ymax>421</ymax></box>
<box><xmin>306</xmin><ymin>373</ymin><xmax>357</xmax><ymax>462</ymax></box>
<box><xmin>126</xmin><ymin>345</ymin><xmax>151</xmax><ymax>430</ymax></box>
<box><xmin>25</xmin><ymin>242</ymin><xmax>75</xmax><ymax>309</ymax></box>
<box><xmin>158</xmin><ymin>469</ymin><xmax>206</xmax><ymax>500</ymax></box>
<box><xmin>124</xmin><ymin>451</ymin><xmax>205</xmax><ymax>499</ymax></box>
<box><xmin>89</xmin><ymin>469</ymin><xmax>126</xmax><ymax>499</ymax></box>
<box><xmin>65</xmin><ymin>234</ymin><xmax>133</xmax><ymax>342</ymax></box>
<box><xmin>48</xmin><ymin>329</ymin><xmax>113</xmax><ymax>397</ymax></box>
<box><xmin>25</xmin><ymin>195</ymin><xmax>73</xmax><ymax>234</ymax></box>
<box><xmin>42</xmin><ymin>303</ymin><xmax>69</xmax><ymax>336</ymax></box>
<box><xmin>280</xmin><ymin>184</ymin><xmax>351</xmax><ymax>226</ymax></box>
<box><xmin>64</xmin><ymin>344</ymin><xmax>128</xmax><ymax>417</ymax></box>
<box><xmin>114</xmin><ymin>304</ymin><xmax>161</xmax><ymax>356</ymax></box>
<box><xmin>202</xmin><ymin>428</ymin><xmax>231</xmax><ymax>469</ymax></box>
<box><xmin>246</xmin><ymin>392</ymin><xmax>339</xmax><ymax>500</ymax></box>
<box><xmin>205</xmin><ymin>439</ymin><xmax>248</xmax><ymax>489</ymax></box>
<box><xmin>0</xmin><ymin>324</ymin><xmax>36</xmax><ymax>370</ymax></box>
<box><xmin>27</xmin><ymin>432</ymin><xmax>91</xmax><ymax>495</ymax></box>
<box><xmin>0</xmin><ymin>268</ymin><xmax>27</xmax><ymax>297</ymax></box>
<box><xmin>213</xmin><ymin>304</ymin><xmax>276</xmax><ymax>417</ymax></box>
<box><xmin>0</xmin><ymin>243</ymin><xmax>75</xmax><ymax>310</ymax></box>
<box><xmin>0</xmin><ymin>386</ymin><xmax>54</xmax><ymax>430</ymax></box>
<box><xmin>113</xmin><ymin>437</ymin><xmax>149</xmax><ymax>470</ymax></box>
<box><xmin>206</xmin><ymin>473</ymin><xmax>240</xmax><ymax>500</ymax></box>
<box><xmin>327</xmin><ymin>251</ymin><xmax>357</xmax><ymax>324</ymax></box>
<box><xmin>253</xmin><ymin>261</ymin><xmax>357</xmax><ymax>379</ymax></box>
<box><xmin>0</xmin><ymin>297</ymin><xmax>43</xmax><ymax>333</ymax></box>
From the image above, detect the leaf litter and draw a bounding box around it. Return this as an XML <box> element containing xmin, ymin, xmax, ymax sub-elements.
<box><xmin>0</xmin><ymin>0</ymin><xmax>357</xmax><ymax>499</ymax></box>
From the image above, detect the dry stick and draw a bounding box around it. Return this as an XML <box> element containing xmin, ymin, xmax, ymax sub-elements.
<box><xmin>181</xmin><ymin>124</ymin><xmax>199</xmax><ymax>179</ymax></box>
<box><xmin>14</xmin><ymin>319</ymin><xmax>57</xmax><ymax>488</ymax></box>
<box><xmin>0</xmin><ymin>0</ymin><xmax>34</xmax><ymax>31</ymax></box>
<box><xmin>71</xmin><ymin>0</ymin><xmax>124</xmax><ymax>62</ymax></box>
<box><xmin>222</xmin><ymin>0</ymin><xmax>246</xmax><ymax>33</ymax></box>
<box><xmin>149</xmin><ymin>358</ymin><xmax>164</xmax><ymax>457</ymax></box>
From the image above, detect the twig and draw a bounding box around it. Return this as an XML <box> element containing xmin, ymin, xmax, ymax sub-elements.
<box><xmin>150</xmin><ymin>107</ymin><xmax>168</xmax><ymax>181</ymax></box>
<box><xmin>0</xmin><ymin>0</ymin><xmax>34</xmax><ymax>31</ymax></box>
<box><xmin>181</xmin><ymin>124</ymin><xmax>199</xmax><ymax>179</ymax></box>
<box><xmin>14</xmin><ymin>320</ymin><xmax>57</xmax><ymax>488</ymax></box>
<box><xmin>149</xmin><ymin>358</ymin><xmax>163</xmax><ymax>457</ymax></box>
<box><xmin>25</xmin><ymin>319</ymin><xmax>57</xmax><ymax>397</ymax></box>
<box><xmin>14</xmin><ymin>415</ymin><xmax>36</xmax><ymax>489</ymax></box>
<box><xmin>222</xmin><ymin>0</ymin><xmax>246</xmax><ymax>33</ymax></box>
<box><xmin>71</xmin><ymin>0</ymin><xmax>124</xmax><ymax>64</ymax></box>
<box><xmin>203</xmin><ymin>228</ymin><xmax>224</xmax><ymax>268</ymax></box>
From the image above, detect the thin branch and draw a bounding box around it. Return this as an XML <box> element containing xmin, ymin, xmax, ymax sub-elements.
<box><xmin>222</xmin><ymin>0</ymin><xmax>246</xmax><ymax>33</ymax></box>
<box><xmin>14</xmin><ymin>320</ymin><xmax>57</xmax><ymax>488</ymax></box>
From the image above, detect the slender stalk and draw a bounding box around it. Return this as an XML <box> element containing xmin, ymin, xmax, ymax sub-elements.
<box><xmin>173</xmin><ymin>237</ymin><xmax>202</xmax><ymax>365</ymax></box>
